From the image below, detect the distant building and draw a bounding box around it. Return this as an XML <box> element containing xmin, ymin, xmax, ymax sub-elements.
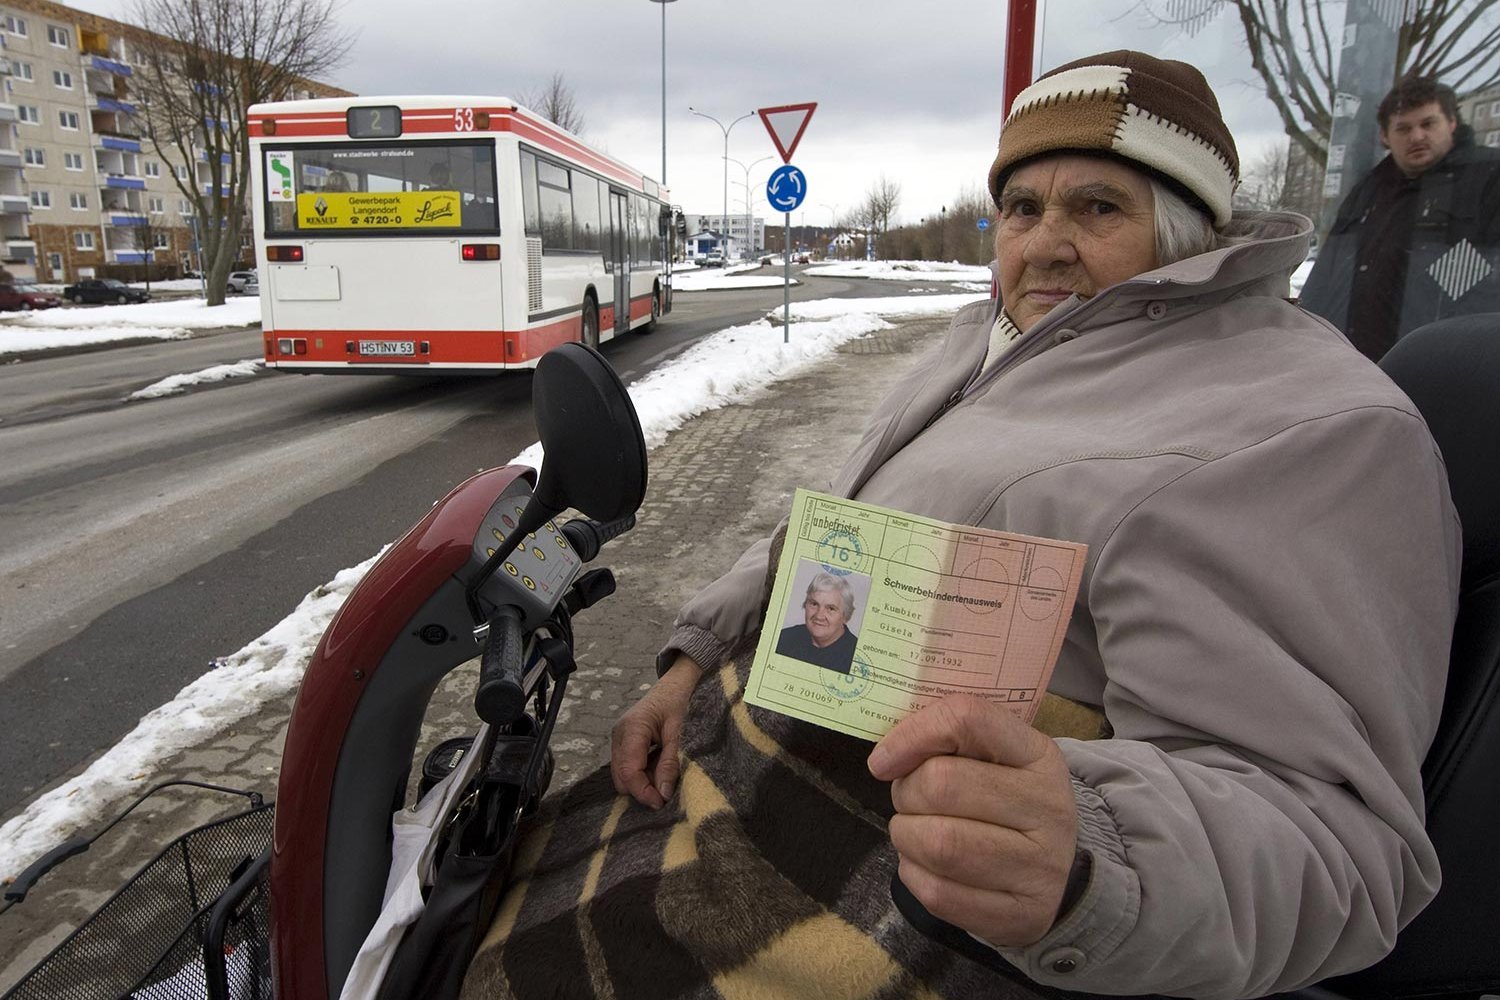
<box><xmin>685</xmin><ymin>229</ymin><xmax>726</xmax><ymax>259</ymax></box>
<box><xmin>0</xmin><ymin>0</ymin><xmax>349</xmax><ymax>282</ymax></box>
<box><xmin>684</xmin><ymin>212</ymin><xmax>763</xmax><ymax>254</ymax></box>
<box><xmin>1457</xmin><ymin>84</ymin><xmax>1500</xmax><ymax>150</ymax></box>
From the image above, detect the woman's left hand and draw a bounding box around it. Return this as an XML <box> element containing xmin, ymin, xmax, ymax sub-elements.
<box><xmin>868</xmin><ymin>694</ymin><xmax>1079</xmax><ymax>948</ymax></box>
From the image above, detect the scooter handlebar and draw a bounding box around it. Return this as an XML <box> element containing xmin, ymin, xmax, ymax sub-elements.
<box><xmin>474</xmin><ymin>605</ymin><xmax>527</xmax><ymax>725</ymax></box>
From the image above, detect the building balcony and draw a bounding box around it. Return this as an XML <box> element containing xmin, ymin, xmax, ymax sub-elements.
<box><xmin>90</xmin><ymin>96</ymin><xmax>138</xmax><ymax>116</ymax></box>
<box><xmin>0</xmin><ymin>194</ymin><xmax>30</xmax><ymax>215</ymax></box>
<box><xmin>88</xmin><ymin>54</ymin><xmax>133</xmax><ymax>77</ymax></box>
<box><xmin>0</xmin><ymin>149</ymin><xmax>21</xmax><ymax>169</ymax></box>
<box><xmin>107</xmin><ymin>211</ymin><xmax>147</xmax><ymax>227</ymax></box>
<box><xmin>109</xmin><ymin>250</ymin><xmax>152</xmax><ymax>264</ymax></box>
<box><xmin>7</xmin><ymin>238</ymin><xmax>36</xmax><ymax>261</ymax></box>
<box><xmin>96</xmin><ymin>133</ymin><xmax>142</xmax><ymax>154</ymax></box>
<box><xmin>0</xmin><ymin>104</ymin><xmax>16</xmax><ymax>124</ymax></box>
<box><xmin>104</xmin><ymin>174</ymin><xmax>147</xmax><ymax>190</ymax></box>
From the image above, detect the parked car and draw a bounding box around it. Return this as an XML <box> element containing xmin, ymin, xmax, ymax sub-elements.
<box><xmin>62</xmin><ymin>278</ymin><xmax>150</xmax><ymax>305</ymax></box>
<box><xmin>227</xmin><ymin>270</ymin><xmax>258</xmax><ymax>294</ymax></box>
<box><xmin>0</xmin><ymin>281</ymin><xmax>63</xmax><ymax>311</ymax></box>
<box><xmin>240</xmin><ymin>273</ymin><xmax>260</xmax><ymax>296</ymax></box>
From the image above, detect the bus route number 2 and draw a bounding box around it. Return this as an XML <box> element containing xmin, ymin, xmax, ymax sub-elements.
<box><xmin>454</xmin><ymin>108</ymin><xmax>475</xmax><ymax>132</ymax></box>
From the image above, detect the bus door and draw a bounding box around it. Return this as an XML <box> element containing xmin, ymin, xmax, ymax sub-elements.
<box><xmin>609</xmin><ymin>191</ymin><xmax>630</xmax><ymax>335</ymax></box>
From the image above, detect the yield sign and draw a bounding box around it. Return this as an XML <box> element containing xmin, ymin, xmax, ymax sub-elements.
<box><xmin>758</xmin><ymin>102</ymin><xmax>817</xmax><ymax>164</ymax></box>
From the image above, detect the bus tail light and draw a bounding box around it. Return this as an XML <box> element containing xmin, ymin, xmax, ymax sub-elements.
<box><xmin>276</xmin><ymin>338</ymin><xmax>307</xmax><ymax>355</ymax></box>
<box><xmin>461</xmin><ymin>244</ymin><xmax>500</xmax><ymax>261</ymax></box>
<box><xmin>267</xmin><ymin>245</ymin><xmax>304</xmax><ymax>262</ymax></box>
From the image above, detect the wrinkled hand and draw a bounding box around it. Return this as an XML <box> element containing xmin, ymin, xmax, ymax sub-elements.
<box><xmin>868</xmin><ymin>694</ymin><xmax>1078</xmax><ymax>947</ymax></box>
<box><xmin>610</xmin><ymin>655</ymin><xmax>703</xmax><ymax>809</ymax></box>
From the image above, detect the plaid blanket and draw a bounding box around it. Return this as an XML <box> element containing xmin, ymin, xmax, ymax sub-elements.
<box><xmin>461</xmin><ymin>642</ymin><xmax>1107</xmax><ymax>1000</ymax></box>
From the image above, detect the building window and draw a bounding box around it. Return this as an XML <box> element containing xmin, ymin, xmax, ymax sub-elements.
<box><xmin>69</xmin><ymin>192</ymin><xmax>87</xmax><ymax>210</ymax></box>
<box><xmin>153</xmin><ymin>232</ymin><xmax>169</xmax><ymax>249</ymax></box>
<box><xmin>63</xmin><ymin>151</ymin><xmax>84</xmax><ymax>170</ymax></box>
<box><xmin>4</xmin><ymin>14</ymin><xmax>27</xmax><ymax>35</ymax></box>
<box><xmin>74</xmin><ymin>231</ymin><xmax>96</xmax><ymax>251</ymax></box>
<box><xmin>58</xmin><ymin>110</ymin><xmax>79</xmax><ymax>130</ymax></box>
<box><xmin>14</xmin><ymin>61</ymin><xmax>32</xmax><ymax>81</ymax></box>
<box><xmin>52</xmin><ymin>69</ymin><xmax>72</xmax><ymax>89</ymax></box>
<box><xmin>30</xmin><ymin>189</ymin><xmax>51</xmax><ymax>208</ymax></box>
<box><xmin>47</xmin><ymin>25</ymin><xmax>69</xmax><ymax>47</ymax></box>
<box><xmin>149</xmin><ymin>196</ymin><xmax>164</xmax><ymax>212</ymax></box>
<box><xmin>1488</xmin><ymin>130</ymin><xmax>1500</xmax><ymax>148</ymax></box>
<box><xmin>1490</xmin><ymin>100</ymin><xmax>1500</xmax><ymax>119</ymax></box>
<box><xmin>179</xmin><ymin>198</ymin><xmax>192</xmax><ymax>215</ymax></box>
<box><xmin>144</xmin><ymin>160</ymin><xmax>160</xmax><ymax>177</ymax></box>
<box><xmin>18</xmin><ymin>105</ymin><xmax>40</xmax><ymax>124</ymax></box>
<box><xmin>174</xmin><ymin>164</ymin><xmax>189</xmax><ymax>181</ymax></box>
<box><xmin>47</xmin><ymin>252</ymin><xmax>62</xmax><ymax>274</ymax></box>
<box><xmin>23</xmin><ymin>147</ymin><xmax>44</xmax><ymax>166</ymax></box>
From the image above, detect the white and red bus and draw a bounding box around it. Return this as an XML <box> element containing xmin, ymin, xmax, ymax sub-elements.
<box><xmin>247</xmin><ymin>96</ymin><xmax>674</xmax><ymax>373</ymax></box>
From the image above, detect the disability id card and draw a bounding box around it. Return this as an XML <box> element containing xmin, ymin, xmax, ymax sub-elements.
<box><xmin>745</xmin><ymin>489</ymin><xmax>1087</xmax><ymax>741</ymax></box>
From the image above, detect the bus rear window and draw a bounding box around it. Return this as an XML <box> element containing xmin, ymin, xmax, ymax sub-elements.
<box><xmin>262</xmin><ymin>139</ymin><xmax>499</xmax><ymax>237</ymax></box>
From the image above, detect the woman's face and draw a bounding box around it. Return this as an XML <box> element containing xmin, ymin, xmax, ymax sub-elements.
<box><xmin>996</xmin><ymin>155</ymin><xmax>1157</xmax><ymax>332</ymax></box>
<box><xmin>803</xmin><ymin>589</ymin><xmax>849</xmax><ymax>647</ymax></box>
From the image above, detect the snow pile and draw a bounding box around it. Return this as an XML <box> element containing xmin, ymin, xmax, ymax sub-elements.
<box><xmin>1</xmin><ymin>297</ymin><xmax>261</xmax><ymax>354</ymax></box>
<box><xmin>0</xmin><ymin>552</ymin><xmax>382</xmax><ymax>880</ymax></box>
<box><xmin>804</xmin><ymin>259</ymin><xmax>993</xmax><ymax>283</ymax></box>
<box><xmin>673</xmin><ymin>262</ymin><xmax>795</xmax><ymax>291</ymax></box>
<box><xmin>0</xmin><ymin>290</ymin><xmax>984</xmax><ymax>880</ymax></box>
<box><xmin>129</xmin><ymin>358</ymin><xmax>265</xmax><ymax>400</ymax></box>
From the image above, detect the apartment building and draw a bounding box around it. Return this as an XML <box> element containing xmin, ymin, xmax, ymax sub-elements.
<box><xmin>684</xmin><ymin>213</ymin><xmax>765</xmax><ymax>254</ymax></box>
<box><xmin>1457</xmin><ymin>85</ymin><xmax>1500</xmax><ymax>149</ymax></box>
<box><xmin>0</xmin><ymin>0</ymin><xmax>348</xmax><ymax>283</ymax></box>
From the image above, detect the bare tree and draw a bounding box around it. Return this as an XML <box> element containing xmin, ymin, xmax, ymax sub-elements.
<box><xmin>1150</xmin><ymin>0</ymin><xmax>1500</xmax><ymax>167</ymax></box>
<box><xmin>862</xmin><ymin>174</ymin><xmax>902</xmax><ymax>238</ymax></box>
<box><xmin>1240</xmin><ymin>138</ymin><xmax>1290</xmax><ymax>209</ymax></box>
<box><xmin>128</xmin><ymin>213</ymin><xmax>169</xmax><ymax>293</ymax></box>
<box><xmin>130</xmin><ymin>0</ymin><xmax>354</xmax><ymax>305</ymax></box>
<box><xmin>520</xmin><ymin>72</ymin><xmax>586</xmax><ymax>134</ymax></box>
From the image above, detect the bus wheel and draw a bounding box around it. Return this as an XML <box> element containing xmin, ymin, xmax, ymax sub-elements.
<box><xmin>638</xmin><ymin>285</ymin><xmax>660</xmax><ymax>335</ymax></box>
<box><xmin>581</xmin><ymin>296</ymin><xmax>599</xmax><ymax>349</ymax></box>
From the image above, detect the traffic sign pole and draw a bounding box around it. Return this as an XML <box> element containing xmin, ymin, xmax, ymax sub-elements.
<box><xmin>784</xmin><ymin>211</ymin><xmax>791</xmax><ymax>342</ymax></box>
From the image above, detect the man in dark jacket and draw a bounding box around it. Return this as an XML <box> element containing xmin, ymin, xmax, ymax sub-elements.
<box><xmin>1300</xmin><ymin>76</ymin><xmax>1500</xmax><ymax>361</ymax></box>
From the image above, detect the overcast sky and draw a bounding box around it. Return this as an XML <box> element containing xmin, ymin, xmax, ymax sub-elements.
<box><xmin>69</xmin><ymin>0</ymin><xmax>1309</xmax><ymax>226</ymax></box>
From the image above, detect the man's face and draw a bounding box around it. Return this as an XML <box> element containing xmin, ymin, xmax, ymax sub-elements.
<box><xmin>1381</xmin><ymin>102</ymin><xmax>1457</xmax><ymax>178</ymax></box>
<box><xmin>996</xmin><ymin>155</ymin><xmax>1158</xmax><ymax>332</ymax></box>
<box><xmin>803</xmin><ymin>589</ymin><xmax>849</xmax><ymax>647</ymax></box>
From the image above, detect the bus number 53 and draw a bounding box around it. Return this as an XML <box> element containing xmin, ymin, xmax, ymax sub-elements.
<box><xmin>454</xmin><ymin>108</ymin><xmax>474</xmax><ymax>132</ymax></box>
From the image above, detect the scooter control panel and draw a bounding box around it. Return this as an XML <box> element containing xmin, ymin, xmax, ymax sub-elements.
<box><xmin>471</xmin><ymin>478</ymin><xmax>583</xmax><ymax>626</ymax></box>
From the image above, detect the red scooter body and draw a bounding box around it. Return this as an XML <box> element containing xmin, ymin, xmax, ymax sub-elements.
<box><xmin>270</xmin><ymin>465</ymin><xmax>534</xmax><ymax>1000</ymax></box>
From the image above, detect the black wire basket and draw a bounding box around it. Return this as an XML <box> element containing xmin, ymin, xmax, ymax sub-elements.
<box><xmin>2</xmin><ymin>799</ymin><xmax>275</xmax><ymax>1000</ymax></box>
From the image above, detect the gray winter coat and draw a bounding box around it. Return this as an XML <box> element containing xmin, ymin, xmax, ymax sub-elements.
<box><xmin>661</xmin><ymin>211</ymin><xmax>1461</xmax><ymax>998</ymax></box>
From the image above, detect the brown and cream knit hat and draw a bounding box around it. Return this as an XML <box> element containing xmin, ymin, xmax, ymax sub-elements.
<box><xmin>988</xmin><ymin>50</ymin><xmax>1240</xmax><ymax>228</ymax></box>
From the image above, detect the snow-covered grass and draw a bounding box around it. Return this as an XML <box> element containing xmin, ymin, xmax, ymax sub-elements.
<box><xmin>673</xmin><ymin>261</ymin><xmax>797</xmax><ymax>292</ymax></box>
<box><xmin>0</xmin><ymin>289</ymin><xmax>985</xmax><ymax>881</ymax></box>
<box><xmin>805</xmin><ymin>259</ymin><xmax>994</xmax><ymax>283</ymax></box>
<box><xmin>1</xmin><ymin>297</ymin><xmax>260</xmax><ymax>354</ymax></box>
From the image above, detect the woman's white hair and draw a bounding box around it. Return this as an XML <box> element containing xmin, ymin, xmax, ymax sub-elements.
<box><xmin>1151</xmin><ymin>177</ymin><xmax>1221</xmax><ymax>266</ymax></box>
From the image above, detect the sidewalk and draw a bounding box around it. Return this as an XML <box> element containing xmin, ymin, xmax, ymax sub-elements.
<box><xmin>0</xmin><ymin>310</ymin><xmax>955</xmax><ymax>985</ymax></box>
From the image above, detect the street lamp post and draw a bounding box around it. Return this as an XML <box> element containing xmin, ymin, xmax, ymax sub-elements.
<box><xmin>689</xmin><ymin>106</ymin><xmax>753</xmax><ymax>259</ymax></box>
<box><xmin>726</xmin><ymin>154</ymin><xmax>771</xmax><ymax>256</ymax></box>
<box><xmin>647</xmin><ymin>0</ymin><xmax>677</xmax><ymax>184</ymax></box>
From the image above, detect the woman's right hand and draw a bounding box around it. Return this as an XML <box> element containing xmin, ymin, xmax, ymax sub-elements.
<box><xmin>610</xmin><ymin>655</ymin><xmax>703</xmax><ymax>809</ymax></box>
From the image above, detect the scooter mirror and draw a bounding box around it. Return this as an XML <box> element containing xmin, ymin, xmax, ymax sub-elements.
<box><xmin>528</xmin><ymin>342</ymin><xmax>648</xmax><ymax>522</ymax></box>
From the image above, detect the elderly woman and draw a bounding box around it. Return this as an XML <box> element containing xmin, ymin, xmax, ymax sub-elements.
<box><xmin>459</xmin><ymin>50</ymin><xmax>1457</xmax><ymax>1000</ymax></box>
<box><xmin>600</xmin><ymin>51</ymin><xmax>1460</xmax><ymax>999</ymax></box>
